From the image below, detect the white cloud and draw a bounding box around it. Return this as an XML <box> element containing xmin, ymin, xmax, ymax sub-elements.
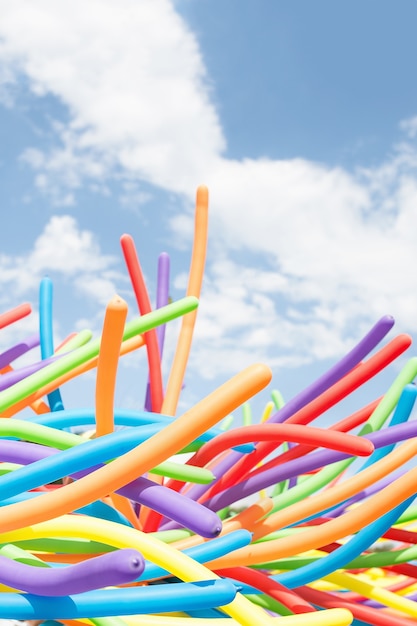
<box><xmin>400</xmin><ymin>116</ymin><xmax>417</xmax><ymax>139</ymax></box>
<box><xmin>172</xmin><ymin>141</ymin><xmax>417</xmax><ymax>375</ymax></box>
<box><xmin>1</xmin><ymin>0</ymin><xmax>417</xmax><ymax>382</ymax></box>
<box><xmin>0</xmin><ymin>0</ymin><xmax>224</xmax><ymax>195</ymax></box>
<box><xmin>181</xmin><ymin>255</ymin><xmax>353</xmax><ymax>380</ymax></box>
<box><xmin>76</xmin><ymin>274</ymin><xmax>125</xmax><ymax>307</ymax></box>
<box><xmin>0</xmin><ymin>214</ymin><xmax>121</xmax><ymax>301</ymax></box>
<box><xmin>32</xmin><ymin>215</ymin><xmax>116</xmax><ymax>276</ymax></box>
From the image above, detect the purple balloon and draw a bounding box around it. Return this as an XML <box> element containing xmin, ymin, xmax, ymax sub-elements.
<box><xmin>0</xmin><ymin>334</ymin><xmax>40</xmax><ymax>370</ymax></box>
<box><xmin>0</xmin><ymin>354</ymin><xmax>60</xmax><ymax>391</ymax></box>
<box><xmin>0</xmin><ymin>549</ymin><xmax>144</xmax><ymax>596</ymax></box>
<box><xmin>268</xmin><ymin>315</ymin><xmax>395</xmax><ymax>425</ymax></box>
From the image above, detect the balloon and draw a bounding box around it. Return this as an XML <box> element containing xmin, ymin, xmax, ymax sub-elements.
<box><xmin>0</xmin><ymin>303</ymin><xmax>31</xmax><ymax>329</ymax></box>
<box><xmin>0</xmin><ymin>579</ymin><xmax>236</xmax><ymax>620</ymax></box>
<box><xmin>162</xmin><ymin>186</ymin><xmax>209</xmax><ymax>417</ymax></box>
<box><xmin>0</xmin><ymin>548</ymin><xmax>144</xmax><ymax>596</ymax></box>
<box><xmin>2</xmin><ymin>185</ymin><xmax>417</xmax><ymax>624</ymax></box>
<box><xmin>121</xmin><ymin>235</ymin><xmax>163</xmax><ymax>414</ymax></box>
<box><xmin>39</xmin><ymin>276</ymin><xmax>64</xmax><ymax>412</ymax></box>
<box><xmin>0</xmin><ymin>334</ymin><xmax>39</xmax><ymax>370</ymax></box>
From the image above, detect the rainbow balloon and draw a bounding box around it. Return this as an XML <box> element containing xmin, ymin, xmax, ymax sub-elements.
<box><xmin>0</xmin><ymin>186</ymin><xmax>416</xmax><ymax>626</ymax></box>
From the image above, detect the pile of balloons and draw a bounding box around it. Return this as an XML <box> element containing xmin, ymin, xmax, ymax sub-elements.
<box><xmin>0</xmin><ymin>186</ymin><xmax>417</xmax><ymax>626</ymax></box>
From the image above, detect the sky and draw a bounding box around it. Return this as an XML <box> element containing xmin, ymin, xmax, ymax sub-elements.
<box><xmin>0</xmin><ymin>0</ymin><xmax>416</xmax><ymax>424</ymax></box>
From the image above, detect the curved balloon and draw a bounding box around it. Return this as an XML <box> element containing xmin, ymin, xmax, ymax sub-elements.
<box><xmin>121</xmin><ymin>235</ymin><xmax>163</xmax><ymax>413</ymax></box>
<box><xmin>0</xmin><ymin>548</ymin><xmax>144</xmax><ymax>596</ymax></box>
<box><xmin>191</xmin><ymin>422</ymin><xmax>374</xmax><ymax>467</ymax></box>
<box><xmin>0</xmin><ymin>334</ymin><xmax>39</xmax><ymax>370</ymax></box>
<box><xmin>204</xmin><ymin>413</ymin><xmax>417</xmax><ymax>512</ymax></box>
<box><xmin>162</xmin><ymin>186</ymin><xmax>209</xmax><ymax>417</ymax></box>
<box><xmin>0</xmin><ymin>303</ymin><xmax>32</xmax><ymax>329</ymax></box>
<box><xmin>0</xmin><ymin>579</ymin><xmax>236</xmax><ymax>620</ymax></box>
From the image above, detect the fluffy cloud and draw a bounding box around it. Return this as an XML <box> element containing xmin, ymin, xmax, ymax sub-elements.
<box><xmin>206</xmin><ymin>148</ymin><xmax>417</xmax><ymax>315</ymax></box>
<box><xmin>0</xmin><ymin>215</ymin><xmax>117</xmax><ymax>292</ymax></box>
<box><xmin>0</xmin><ymin>0</ymin><xmax>416</xmax><ymax>383</ymax></box>
<box><xmin>0</xmin><ymin>0</ymin><xmax>224</xmax><ymax>194</ymax></box>
<box><xmin>400</xmin><ymin>116</ymin><xmax>417</xmax><ymax>139</ymax></box>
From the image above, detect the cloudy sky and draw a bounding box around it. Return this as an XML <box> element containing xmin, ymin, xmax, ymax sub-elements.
<box><xmin>0</xmin><ymin>0</ymin><xmax>416</xmax><ymax>422</ymax></box>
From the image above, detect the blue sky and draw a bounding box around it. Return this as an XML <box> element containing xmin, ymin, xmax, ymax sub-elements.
<box><xmin>0</xmin><ymin>0</ymin><xmax>416</xmax><ymax>423</ymax></box>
